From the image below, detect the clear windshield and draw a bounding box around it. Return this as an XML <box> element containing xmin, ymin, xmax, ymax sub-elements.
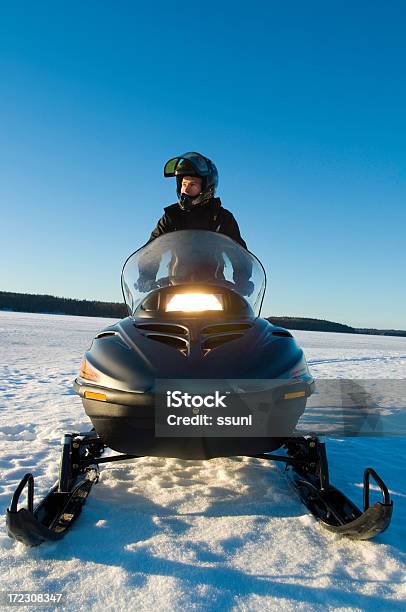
<box><xmin>122</xmin><ymin>230</ymin><xmax>266</xmax><ymax>316</ymax></box>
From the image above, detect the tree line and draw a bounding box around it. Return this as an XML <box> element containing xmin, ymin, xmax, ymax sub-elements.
<box><xmin>0</xmin><ymin>291</ymin><xmax>127</xmax><ymax>319</ymax></box>
<box><xmin>1</xmin><ymin>291</ymin><xmax>405</xmax><ymax>336</ymax></box>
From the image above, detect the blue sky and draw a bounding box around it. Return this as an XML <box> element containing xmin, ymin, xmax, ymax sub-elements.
<box><xmin>0</xmin><ymin>1</ymin><xmax>405</xmax><ymax>328</ymax></box>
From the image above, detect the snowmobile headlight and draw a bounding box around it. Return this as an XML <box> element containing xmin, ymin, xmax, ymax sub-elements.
<box><xmin>79</xmin><ymin>358</ymin><xmax>100</xmax><ymax>382</ymax></box>
<box><xmin>165</xmin><ymin>293</ymin><xmax>223</xmax><ymax>312</ymax></box>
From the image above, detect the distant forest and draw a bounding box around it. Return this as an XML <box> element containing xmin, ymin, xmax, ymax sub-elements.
<box><xmin>0</xmin><ymin>291</ymin><xmax>127</xmax><ymax>319</ymax></box>
<box><xmin>1</xmin><ymin>291</ymin><xmax>405</xmax><ymax>337</ymax></box>
<box><xmin>267</xmin><ymin>316</ymin><xmax>406</xmax><ymax>337</ymax></box>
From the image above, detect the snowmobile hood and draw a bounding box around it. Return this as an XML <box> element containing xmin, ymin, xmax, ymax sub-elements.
<box><xmin>77</xmin><ymin>317</ymin><xmax>311</xmax><ymax>394</ymax></box>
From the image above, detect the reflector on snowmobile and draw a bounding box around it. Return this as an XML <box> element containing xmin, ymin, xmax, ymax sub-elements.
<box><xmin>79</xmin><ymin>358</ymin><xmax>100</xmax><ymax>382</ymax></box>
<box><xmin>84</xmin><ymin>391</ymin><xmax>107</xmax><ymax>401</ymax></box>
<box><xmin>284</xmin><ymin>390</ymin><xmax>306</xmax><ymax>400</ymax></box>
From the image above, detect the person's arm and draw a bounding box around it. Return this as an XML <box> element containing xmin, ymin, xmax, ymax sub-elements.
<box><xmin>220</xmin><ymin>211</ymin><xmax>253</xmax><ymax>294</ymax></box>
<box><xmin>137</xmin><ymin>213</ymin><xmax>173</xmax><ymax>288</ymax></box>
<box><xmin>221</xmin><ymin>211</ymin><xmax>248</xmax><ymax>250</ymax></box>
<box><xmin>148</xmin><ymin>212</ymin><xmax>172</xmax><ymax>243</ymax></box>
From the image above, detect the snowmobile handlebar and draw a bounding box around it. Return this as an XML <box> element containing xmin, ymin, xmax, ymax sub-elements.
<box><xmin>136</xmin><ymin>275</ymin><xmax>255</xmax><ymax>297</ymax></box>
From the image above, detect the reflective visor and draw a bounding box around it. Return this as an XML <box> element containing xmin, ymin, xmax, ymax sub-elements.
<box><xmin>164</xmin><ymin>152</ymin><xmax>210</xmax><ymax>177</ymax></box>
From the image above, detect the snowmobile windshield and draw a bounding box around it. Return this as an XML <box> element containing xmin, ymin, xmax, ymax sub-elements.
<box><xmin>164</xmin><ymin>152</ymin><xmax>211</xmax><ymax>177</ymax></box>
<box><xmin>122</xmin><ymin>230</ymin><xmax>266</xmax><ymax>316</ymax></box>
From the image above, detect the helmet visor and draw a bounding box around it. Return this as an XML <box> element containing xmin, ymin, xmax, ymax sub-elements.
<box><xmin>164</xmin><ymin>152</ymin><xmax>211</xmax><ymax>177</ymax></box>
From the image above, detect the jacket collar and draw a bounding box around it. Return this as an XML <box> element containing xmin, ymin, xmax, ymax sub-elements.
<box><xmin>165</xmin><ymin>197</ymin><xmax>222</xmax><ymax>214</ymax></box>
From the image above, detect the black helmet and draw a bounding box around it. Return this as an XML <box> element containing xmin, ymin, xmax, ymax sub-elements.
<box><xmin>164</xmin><ymin>152</ymin><xmax>218</xmax><ymax>210</ymax></box>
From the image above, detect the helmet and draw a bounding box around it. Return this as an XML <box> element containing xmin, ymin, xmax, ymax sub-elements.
<box><xmin>164</xmin><ymin>152</ymin><xmax>218</xmax><ymax>210</ymax></box>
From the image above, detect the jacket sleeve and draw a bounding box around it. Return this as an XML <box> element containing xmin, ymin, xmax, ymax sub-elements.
<box><xmin>148</xmin><ymin>212</ymin><xmax>173</xmax><ymax>243</ymax></box>
<box><xmin>137</xmin><ymin>213</ymin><xmax>173</xmax><ymax>282</ymax></box>
<box><xmin>219</xmin><ymin>211</ymin><xmax>253</xmax><ymax>288</ymax></box>
<box><xmin>221</xmin><ymin>212</ymin><xmax>248</xmax><ymax>250</ymax></box>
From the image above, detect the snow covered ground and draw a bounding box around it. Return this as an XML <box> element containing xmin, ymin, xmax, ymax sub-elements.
<box><xmin>0</xmin><ymin>311</ymin><xmax>405</xmax><ymax>611</ymax></box>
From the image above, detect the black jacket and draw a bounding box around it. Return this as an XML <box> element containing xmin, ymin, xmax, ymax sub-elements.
<box><xmin>148</xmin><ymin>198</ymin><xmax>248</xmax><ymax>249</ymax></box>
<box><xmin>138</xmin><ymin>198</ymin><xmax>252</xmax><ymax>292</ymax></box>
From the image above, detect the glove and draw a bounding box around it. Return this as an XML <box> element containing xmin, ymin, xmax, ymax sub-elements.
<box><xmin>136</xmin><ymin>278</ymin><xmax>157</xmax><ymax>293</ymax></box>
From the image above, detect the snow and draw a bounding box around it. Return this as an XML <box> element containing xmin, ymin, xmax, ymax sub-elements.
<box><xmin>0</xmin><ymin>311</ymin><xmax>405</xmax><ymax>610</ymax></box>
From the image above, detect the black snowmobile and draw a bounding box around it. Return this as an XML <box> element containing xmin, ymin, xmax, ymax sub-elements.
<box><xmin>6</xmin><ymin>230</ymin><xmax>393</xmax><ymax>546</ymax></box>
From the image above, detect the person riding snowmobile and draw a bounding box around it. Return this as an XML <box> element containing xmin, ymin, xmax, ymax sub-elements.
<box><xmin>137</xmin><ymin>152</ymin><xmax>254</xmax><ymax>295</ymax></box>
<box><xmin>149</xmin><ymin>152</ymin><xmax>247</xmax><ymax>248</ymax></box>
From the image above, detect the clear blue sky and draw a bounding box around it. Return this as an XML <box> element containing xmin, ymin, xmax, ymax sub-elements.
<box><xmin>0</xmin><ymin>1</ymin><xmax>405</xmax><ymax>329</ymax></box>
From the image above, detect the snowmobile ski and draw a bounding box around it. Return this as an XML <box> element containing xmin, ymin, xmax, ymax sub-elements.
<box><xmin>7</xmin><ymin>433</ymin><xmax>393</xmax><ymax>545</ymax></box>
<box><xmin>6</xmin><ymin>432</ymin><xmax>104</xmax><ymax>546</ymax></box>
<box><xmin>6</xmin><ymin>469</ymin><xmax>99</xmax><ymax>547</ymax></box>
<box><xmin>257</xmin><ymin>436</ymin><xmax>393</xmax><ymax>540</ymax></box>
<box><xmin>6</xmin><ymin>431</ymin><xmax>140</xmax><ymax>546</ymax></box>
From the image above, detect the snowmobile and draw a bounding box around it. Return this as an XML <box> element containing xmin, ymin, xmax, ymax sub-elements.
<box><xmin>6</xmin><ymin>230</ymin><xmax>393</xmax><ymax>546</ymax></box>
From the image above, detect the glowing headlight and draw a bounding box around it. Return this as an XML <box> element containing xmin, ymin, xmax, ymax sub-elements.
<box><xmin>166</xmin><ymin>293</ymin><xmax>223</xmax><ymax>312</ymax></box>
